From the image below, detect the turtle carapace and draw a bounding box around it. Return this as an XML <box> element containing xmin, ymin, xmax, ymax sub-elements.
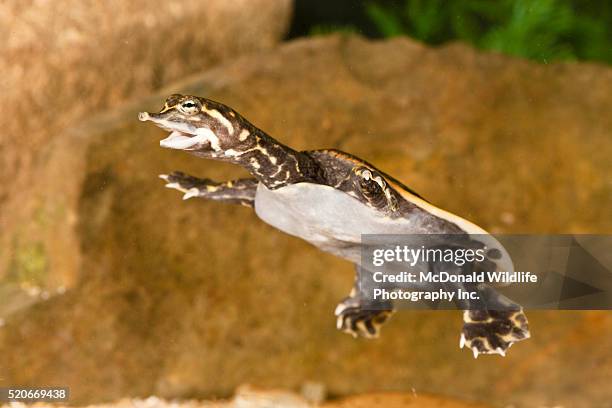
<box><xmin>139</xmin><ymin>94</ymin><xmax>530</xmax><ymax>358</ymax></box>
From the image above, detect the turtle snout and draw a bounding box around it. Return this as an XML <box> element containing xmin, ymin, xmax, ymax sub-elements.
<box><xmin>138</xmin><ymin>112</ymin><xmax>150</xmax><ymax>121</ymax></box>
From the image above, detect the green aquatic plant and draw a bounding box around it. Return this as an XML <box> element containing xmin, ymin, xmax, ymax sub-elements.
<box><xmin>363</xmin><ymin>0</ymin><xmax>612</xmax><ymax>64</ymax></box>
<box><xmin>310</xmin><ymin>24</ymin><xmax>358</xmax><ymax>36</ymax></box>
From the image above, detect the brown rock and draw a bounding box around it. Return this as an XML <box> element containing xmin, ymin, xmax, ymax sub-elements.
<box><xmin>0</xmin><ymin>0</ymin><xmax>292</xmax><ymax>286</ymax></box>
<box><xmin>0</xmin><ymin>36</ymin><xmax>610</xmax><ymax>407</ymax></box>
<box><xmin>324</xmin><ymin>392</ymin><xmax>491</xmax><ymax>408</ymax></box>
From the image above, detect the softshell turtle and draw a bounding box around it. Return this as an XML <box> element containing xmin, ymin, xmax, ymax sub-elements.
<box><xmin>139</xmin><ymin>94</ymin><xmax>530</xmax><ymax>357</ymax></box>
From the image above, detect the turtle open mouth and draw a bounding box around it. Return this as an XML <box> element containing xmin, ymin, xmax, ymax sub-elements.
<box><xmin>138</xmin><ymin>111</ymin><xmax>210</xmax><ymax>150</ymax></box>
<box><xmin>159</xmin><ymin>130</ymin><xmax>206</xmax><ymax>150</ymax></box>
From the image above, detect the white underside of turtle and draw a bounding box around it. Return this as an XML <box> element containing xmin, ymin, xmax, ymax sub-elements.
<box><xmin>254</xmin><ymin>182</ymin><xmax>511</xmax><ymax>271</ymax></box>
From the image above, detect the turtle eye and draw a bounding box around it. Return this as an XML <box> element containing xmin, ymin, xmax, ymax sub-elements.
<box><xmin>177</xmin><ymin>99</ymin><xmax>201</xmax><ymax>115</ymax></box>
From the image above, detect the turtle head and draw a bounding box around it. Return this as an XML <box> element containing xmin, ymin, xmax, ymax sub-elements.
<box><xmin>139</xmin><ymin>94</ymin><xmax>253</xmax><ymax>156</ymax></box>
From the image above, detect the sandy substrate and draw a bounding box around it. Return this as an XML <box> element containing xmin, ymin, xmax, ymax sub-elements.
<box><xmin>1</xmin><ymin>387</ymin><xmax>491</xmax><ymax>408</ymax></box>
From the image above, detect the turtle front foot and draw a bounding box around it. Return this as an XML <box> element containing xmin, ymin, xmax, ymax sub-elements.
<box><xmin>335</xmin><ymin>296</ymin><xmax>394</xmax><ymax>339</ymax></box>
<box><xmin>159</xmin><ymin>171</ymin><xmax>257</xmax><ymax>206</ymax></box>
<box><xmin>460</xmin><ymin>309</ymin><xmax>530</xmax><ymax>358</ymax></box>
<box><xmin>160</xmin><ymin>171</ymin><xmax>217</xmax><ymax>200</ymax></box>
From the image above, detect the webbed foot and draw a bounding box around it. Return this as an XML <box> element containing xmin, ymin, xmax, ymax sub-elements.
<box><xmin>160</xmin><ymin>171</ymin><xmax>257</xmax><ymax>206</ymax></box>
<box><xmin>335</xmin><ymin>296</ymin><xmax>394</xmax><ymax>339</ymax></box>
<box><xmin>460</xmin><ymin>308</ymin><xmax>530</xmax><ymax>358</ymax></box>
<box><xmin>160</xmin><ymin>172</ymin><xmax>216</xmax><ymax>199</ymax></box>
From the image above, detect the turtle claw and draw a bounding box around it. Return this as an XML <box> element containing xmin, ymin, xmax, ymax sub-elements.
<box><xmin>182</xmin><ymin>188</ymin><xmax>200</xmax><ymax>200</ymax></box>
<box><xmin>460</xmin><ymin>308</ymin><xmax>530</xmax><ymax>357</ymax></box>
<box><xmin>165</xmin><ymin>182</ymin><xmax>182</xmax><ymax>190</ymax></box>
<box><xmin>335</xmin><ymin>297</ymin><xmax>394</xmax><ymax>339</ymax></box>
<box><xmin>460</xmin><ymin>333</ymin><xmax>505</xmax><ymax>357</ymax></box>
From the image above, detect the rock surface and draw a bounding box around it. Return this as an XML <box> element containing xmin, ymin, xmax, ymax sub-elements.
<box><xmin>0</xmin><ymin>36</ymin><xmax>611</xmax><ymax>407</ymax></box>
<box><xmin>0</xmin><ymin>0</ymin><xmax>292</xmax><ymax>287</ymax></box>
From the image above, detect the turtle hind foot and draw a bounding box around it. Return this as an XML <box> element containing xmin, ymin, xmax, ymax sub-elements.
<box><xmin>335</xmin><ymin>296</ymin><xmax>394</xmax><ymax>339</ymax></box>
<box><xmin>460</xmin><ymin>308</ymin><xmax>530</xmax><ymax>358</ymax></box>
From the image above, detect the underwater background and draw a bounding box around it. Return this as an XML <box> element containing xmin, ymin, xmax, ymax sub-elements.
<box><xmin>0</xmin><ymin>1</ymin><xmax>610</xmax><ymax>407</ymax></box>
